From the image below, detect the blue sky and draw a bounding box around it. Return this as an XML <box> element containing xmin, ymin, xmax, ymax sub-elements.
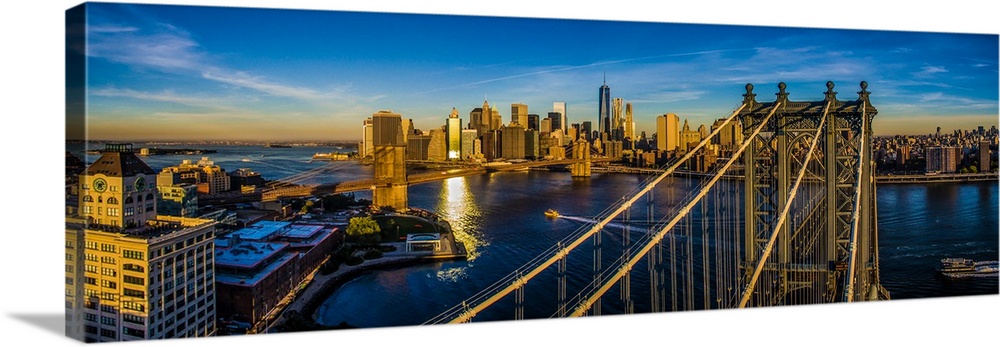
<box><xmin>81</xmin><ymin>2</ymin><xmax>999</xmax><ymax>141</ymax></box>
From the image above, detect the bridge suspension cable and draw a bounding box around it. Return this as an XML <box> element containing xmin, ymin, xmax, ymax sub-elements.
<box><xmin>424</xmin><ymin>102</ymin><xmax>749</xmax><ymax>324</ymax></box>
<box><xmin>843</xmin><ymin>101</ymin><xmax>868</xmax><ymax>302</ymax></box>
<box><xmin>737</xmin><ymin>99</ymin><xmax>830</xmax><ymax>308</ymax></box>
<box><xmin>567</xmin><ymin>99</ymin><xmax>783</xmax><ymax>317</ymax></box>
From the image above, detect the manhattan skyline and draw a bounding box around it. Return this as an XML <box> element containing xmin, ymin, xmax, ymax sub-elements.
<box><xmin>78</xmin><ymin>3</ymin><xmax>998</xmax><ymax>142</ymax></box>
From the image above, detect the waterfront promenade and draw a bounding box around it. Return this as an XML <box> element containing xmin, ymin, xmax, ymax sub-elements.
<box><xmin>263</xmin><ymin>235</ymin><xmax>467</xmax><ymax>333</ymax></box>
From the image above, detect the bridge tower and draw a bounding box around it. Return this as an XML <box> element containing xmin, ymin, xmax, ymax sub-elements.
<box><xmin>570</xmin><ymin>138</ymin><xmax>591</xmax><ymax>177</ymax></box>
<box><xmin>371</xmin><ymin>110</ymin><xmax>408</xmax><ymax>210</ymax></box>
<box><xmin>739</xmin><ymin>81</ymin><xmax>886</xmax><ymax>305</ymax></box>
<box><xmin>372</xmin><ymin>145</ymin><xmax>408</xmax><ymax>210</ymax></box>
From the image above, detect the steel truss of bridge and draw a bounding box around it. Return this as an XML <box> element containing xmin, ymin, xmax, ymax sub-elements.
<box><xmin>419</xmin><ymin>81</ymin><xmax>890</xmax><ymax>325</ymax></box>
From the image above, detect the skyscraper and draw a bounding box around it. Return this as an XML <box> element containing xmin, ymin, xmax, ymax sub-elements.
<box><xmin>372</xmin><ymin>110</ymin><xmax>404</xmax><ymax>146</ymax></box>
<box><xmin>553</xmin><ymin>101</ymin><xmax>567</xmax><ymax>133</ymax></box>
<box><xmin>527</xmin><ymin>114</ymin><xmax>540</xmax><ymax>131</ymax></box>
<box><xmin>360</xmin><ymin>117</ymin><xmax>373</xmax><ymax>158</ymax></box>
<box><xmin>490</xmin><ymin>104</ymin><xmax>503</xmax><ymax>131</ymax></box>
<box><xmin>446</xmin><ymin>108</ymin><xmax>463</xmax><ymax>160</ymax></box>
<box><xmin>656</xmin><ymin>113</ymin><xmax>680</xmax><ymax>151</ymax></box>
<box><xmin>547</xmin><ymin>112</ymin><xmax>562</xmax><ymax>133</ymax></box>
<box><xmin>612</xmin><ymin>97</ymin><xmax>624</xmax><ymax>140</ymax></box>
<box><xmin>581</xmin><ymin>121</ymin><xmax>593</xmax><ymax>141</ymax></box>
<box><xmin>511</xmin><ymin>103</ymin><xmax>528</xmax><ymax>128</ymax></box>
<box><xmin>980</xmin><ymin>140</ymin><xmax>991</xmax><ymax>173</ymax></box>
<box><xmin>624</xmin><ymin>102</ymin><xmax>635</xmax><ymax>141</ymax></box>
<box><xmin>461</xmin><ymin>129</ymin><xmax>478</xmax><ymax>159</ymax></box>
<box><xmin>598</xmin><ymin>77</ymin><xmax>611</xmax><ymax>136</ymax></box>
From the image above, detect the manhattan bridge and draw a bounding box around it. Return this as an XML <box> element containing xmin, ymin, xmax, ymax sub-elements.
<box><xmin>412</xmin><ymin>80</ymin><xmax>891</xmax><ymax>323</ymax></box>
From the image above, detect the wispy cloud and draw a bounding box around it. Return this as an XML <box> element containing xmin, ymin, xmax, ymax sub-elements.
<box><xmin>201</xmin><ymin>71</ymin><xmax>326</xmax><ymax>100</ymax></box>
<box><xmin>914</xmin><ymin>65</ymin><xmax>948</xmax><ymax>78</ymax></box>
<box><xmin>90</xmin><ymin>87</ymin><xmax>237</xmax><ymax>109</ymax></box>
<box><xmin>86</xmin><ymin>11</ymin><xmax>382</xmax><ymax>106</ymax></box>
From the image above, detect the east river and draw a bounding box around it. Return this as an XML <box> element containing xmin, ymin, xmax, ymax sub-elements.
<box><xmin>69</xmin><ymin>144</ymin><xmax>1000</xmax><ymax>328</ymax></box>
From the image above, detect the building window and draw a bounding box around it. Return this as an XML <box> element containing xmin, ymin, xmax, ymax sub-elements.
<box><xmin>101</xmin><ymin>268</ymin><xmax>116</xmax><ymax>277</ymax></box>
<box><xmin>124</xmin><ymin>288</ymin><xmax>145</xmax><ymax>299</ymax></box>
<box><xmin>123</xmin><ymin>313</ymin><xmax>144</xmax><ymax>324</ymax></box>
<box><xmin>100</xmin><ymin>328</ymin><xmax>117</xmax><ymax>339</ymax></box>
<box><xmin>110</xmin><ymin>185</ymin><xmax>119</xmax><ymax>192</ymax></box>
<box><xmin>85</xmin><ymin>277</ymin><xmax>97</xmax><ymax>285</ymax></box>
<box><xmin>123</xmin><ymin>327</ymin><xmax>145</xmax><ymax>338</ymax></box>
<box><xmin>123</xmin><ymin>250</ymin><xmax>144</xmax><ymax>260</ymax></box>
<box><xmin>84</xmin><ymin>313</ymin><xmax>97</xmax><ymax>322</ymax></box>
<box><xmin>85</xmin><ymin>241</ymin><xmax>98</xmax><ymax>250</ymax></box>
<box><xmin>86</xmin><ymin>253</ymin><xmax>98</xmax><ymax>262</ymax></box>
<box><xmin>125</xmin><ymin>196</ymin><xmax>134</xmax><ymax>204</ymax></box>
<box><xmin>101</xmin><ymin>244</ymin><xmax>116</xmax><ymax>253</ymax></box>
<box><xmin>123</xmin><ymin>264</ymin><xmax>144</xmax><ymax>273</ymax></box>
<box><xmin>83</xmin><ymin>195</ymin><xmax>93</xmax><ymax>202</ymax></box>
<box><xmin>146</xmin><ymin>193</ymin><xmax>154</xmax><ymax>201</ymax></box>
<box><xmin>65</xmin><ymin>265</ymin><xmax>74</xmax><ymax>273</ymax></box>
<box><xmin>84</xmin><ymin>325</ymin><xmax>98</xmax><ymax>334</ymax></box>
<box><xmin>107</xmin><ymin>197</ymin><xmax>119</xmax><ymax>205</ymax></box>
<box><xmin>123</xmin><ymin>301</ymin><xmax>145</xmax><ymax>313</ymax></box>
<box><xmin>137</xmin><ymin>194</ymin><xmax>143</xmax><ymax>202</ymax></box>
<box><xmin>146</xmin><ymin>203</ymin><xmax>154</xmax><ymax>212</ymax></box>
<box><xmin>66</xmin><ymin>277</ymin><xmax>74</xmax><ymax>285</ymax></box>
<box><xmin>124</xmin><ymin>275</ymin><xmax>145</xmax><ymax>286</ymax></box>
<box><xmin>124</xmin><ymin>207</ymin><xmax>134</xmax><ymax>217</ymax></box>
<box><xmin>101</xmin><ymin>280</ymin><xmax>117</xmax><ymax>289</ymax></box>
<box><xmin>85</xmin><ymin>265</ymin><xmax>98</xmax><ymax>273</ymax></box>
<box><xmin>85</xmin><ymin>289</ymin><xmax>98</xmax><ymax>298</ymax></box>
<box><xmin>100</xmin><ymin>292</ymin><xmax>116</xmax><ymax>302</ymax></box>
<box><xmin>101</xmin><ymin>256</ymin><xmax>116</xmax><ymax>265</ymax></box>
<box><xmin>126</xmin><ymin>185</ymin><xmax>133</xmax><ymax>192</ymax></box>
<box><xmin>66</xmin><ymin>254</ymin><xmax>73</xmax><ymax>261</ymax></box>
<box><xmin>100</xmin><ymin>316</ymin><xmax>117</xmax><ymax>326</ymax></box>
<box><xmin>82</xmin><ymin>183</ymin><xmax>89</xmax><ymax>190</ymax></box>
<box><xmin>107</xmin><ymin>208</ymin><xmax>120</xmax><ymax>217</ymax></box>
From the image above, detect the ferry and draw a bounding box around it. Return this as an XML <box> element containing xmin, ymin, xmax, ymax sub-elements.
<box><xmin>312</xmin><ymin>152</ymin><xmax>350</xmax><ymax>161</ymax></box>
<box><xmin>937</xmin><ymin>258</ymin><xmax>975</xmax><ymax>273</ymax></box>
<box><xmin>544</xmin><ymin>209</ymin><xmax>560</xmax><ymax>218</ymax></box>
<box><xmin>937</xmin><ymin>258</ymin><xmax>1000</xmax><ymax>278</ymax></box>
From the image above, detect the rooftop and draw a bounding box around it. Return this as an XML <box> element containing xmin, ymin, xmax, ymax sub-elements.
<box><xmin>215</xmin><ymin>252</ymin><xmax>298</xmax><ymax>287</ymax></box>
<box><xmin>214</xmin><ymin>240</ymin><xmax>287</xmax><ymax>269</ymax></box>
<box><xmin>82</xmin><ymin>144</ymin><xmax>156</xmax><ymax>177</ymax></box>
<box><xmin>229</xmin><ymin>220</ymin><xmax>291</xmax><ymax>241</ymax></box>
<box><xmin>280</xmin><ymin>224</ymin><xmax>324</xmax><ymax>239</ymax></box>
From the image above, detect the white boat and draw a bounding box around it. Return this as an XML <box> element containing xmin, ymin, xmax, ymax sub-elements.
<box><xmin>312</xmin><ymin>152</ymin><xmax>350</xmax><ymax>161</ymax></box>
<box><xmin>937</xmin><ymin>258</ymin><xmax>999</xmax><ymax>278</ymax></box>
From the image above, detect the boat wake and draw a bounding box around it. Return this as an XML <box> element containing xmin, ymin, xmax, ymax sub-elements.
<box><xmin>557</xmin><ymin>215</ymin><xmax>650</xmax><ymax>232</ymax></box>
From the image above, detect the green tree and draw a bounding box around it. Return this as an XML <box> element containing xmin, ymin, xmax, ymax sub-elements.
<box><xmin>346</xmin><ymin>216</ymin><xmax>382</xmax><ymax>244</ymax></box>
<box><xmin>301</xmin><ymin>200</ymin><xmax>315</xmax><ymax>213</ymax></box>
<box><xmin>960</xmin><ymin>167</ymin><xmax>969</xmax><ymax>174</ymax></box>
<box><xmin>969</xmin><ymin>165</ymin><xmax>978</xmax><ymax>173</ymax></box>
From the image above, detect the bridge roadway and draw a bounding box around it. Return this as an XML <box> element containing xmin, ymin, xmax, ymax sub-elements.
<box><xmin>260</xmin><ymin>157</ymin><xmax>616</xmax><ymax>201</ymax></box>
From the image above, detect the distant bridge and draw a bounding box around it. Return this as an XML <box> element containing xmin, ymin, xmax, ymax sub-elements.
<box><xmin>259</xmin><ymin>157</ymin><xmax>616</xmax><ymax>202</ymax></box>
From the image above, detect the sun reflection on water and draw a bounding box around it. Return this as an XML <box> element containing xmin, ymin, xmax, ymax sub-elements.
<box><xmin>435</xmin><ymin>177</ymin><xmax>487</xmax><ymax>263</ymax></box>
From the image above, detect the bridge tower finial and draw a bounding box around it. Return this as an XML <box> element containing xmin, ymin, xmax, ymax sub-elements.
<box><xmin>776</xmin><ymin>82</ymin><xmax>789</xmax><ymax>103</ymax></box>
<box><xmin>857</xmin><ymin>81</ymin><xmax>870</xmax><ymax>102</ymax></box>
<box><xmin>824</xmin><ymin>81</ymin><xmax>838</xmax><ymax>102</ymax></box>
<box><xmin>743</xmin><ymin>83</ymin><xmax>757</xmax><ymax>107</ymax></box>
